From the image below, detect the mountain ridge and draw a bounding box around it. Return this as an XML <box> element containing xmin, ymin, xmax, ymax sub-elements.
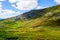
<box><xmin>3</xmin><ymin>5</ymin><xmax>60</xmax><ymax>21</ymax></box>
<box><xmin>0</xmin><ymin>5</ymin><xmax>60</xmax><ymax>40</ymax></box>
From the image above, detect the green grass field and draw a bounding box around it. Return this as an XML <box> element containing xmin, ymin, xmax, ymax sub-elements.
<box><xmin>0</xmin><ymin>17</ymin><xmax>60</xmax><ymax>40</ymax></box>
<box><xmin>0</xmin><ymin>5</ymin><xmax>60</xmax><ymax>40</ymax></box>
<box><xmin>0</xmin><ymin>26</ymin><xmax>60</xmax><ymax>40</ymax></box>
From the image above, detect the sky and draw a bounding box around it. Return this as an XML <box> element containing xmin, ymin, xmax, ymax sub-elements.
<box><xmin>0</xmin><ymin>0</ymin><xmax>60</xmax><ymax>19</ymax></box>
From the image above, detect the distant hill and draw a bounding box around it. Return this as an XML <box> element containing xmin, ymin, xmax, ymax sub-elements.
<box><xmin>0</xmin><ymin>18</ymin><xmax>4</xmax><ymax>20</ymax></box>
<box><xmin>0</xmin><ymin>5</ymin><xmax>60</xmax><ymax>28</ymax></box>
<box><xmin>0</xmin><ymin>5</ymin><xmax>60</xmax><ymax>40</ymax></box>
<box><xmin>4</xmin><ymin>5</ymin><xmax>60</xmax><ymax>20</ymax></box>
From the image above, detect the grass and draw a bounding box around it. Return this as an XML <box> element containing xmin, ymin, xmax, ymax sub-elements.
<box><xmin>0</xmin><ymin>17</ymin><xmax>60</xmax><ymax>40</ymax></box>
<box><xmin>0</xmin><ymin>5</ymin><xmax>60</xmax><ymax>40</ymax></box>
<box><xmin>0</xmin><ymin>16</ymin><xmax>60</xmax><ymax>40</ymax></box>
<box><xmin>0</xmin><ymin>26</ymin><xmax>60</xmax><ymax>40</ymax></box>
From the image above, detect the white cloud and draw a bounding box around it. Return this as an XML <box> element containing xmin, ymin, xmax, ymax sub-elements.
<box><xmin>9</xmin><ymin>0</ymin><xmax>17</xmax><ymax>3</ymax></box>
<box><xmin>0</xmin><ymin>8</ymin><xmax>21</xmax><ymax>18</ymax></box>
<box><xmin>0</xmin><ymin>2</ymin><xmax>2</xmax><ymax>8</ymax></box>
<box><xmin>36</xmin><ymin>6</ymin><xmax>43</xmax><ymax>9</ymax></box>
<box><xmin>35</xmin><ymin>6</ymin><xmax>46</xmax><ymax>9</ymax></box>
<box><xmin>0</xmin><ymin>2</ymin><xmax>21</xmax><ymax>19</ymax></box>
<box><xmin>0</xmin><ymin>9</ymin><xmax>14</xmax><ymax>18</ymax></box>
<box><xmin>9</xmin><ymin>0</ymin><xmax>38</xmax><ymax>10</ymax></box>
<box><xmin>54</xmin><ymin>0</ymin><xmax>60</xmax><ymax>4</ymax></box>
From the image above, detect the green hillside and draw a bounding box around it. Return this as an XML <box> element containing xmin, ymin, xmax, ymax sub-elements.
<box><xmin>0</xmin><ymin>5</ymin><xmax>60</xmax><ymax>40</ymax></box>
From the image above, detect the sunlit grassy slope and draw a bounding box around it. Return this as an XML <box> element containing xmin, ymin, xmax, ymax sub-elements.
<box><xmin>0</xmin><ymin>5</ymin><xmax>60</xmax><ymax>40</ymax></box>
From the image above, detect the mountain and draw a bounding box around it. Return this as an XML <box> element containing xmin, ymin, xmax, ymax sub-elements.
<box><xmin>4</xmin><ymin>5</ymin><xmax>60</xmax><ymax>20</ymax></box>
<box><xmin>0</xmin><ymin>18</ymin><xmax>4</xmax><ymax>20</ymax></box>
<box><xmin>0</xmin><ymin>5</ymin><xmax>60</xmax><ymax>40</ymax></box>
<box><xmin>0</xmin><ymin>5</ymin><xmax>60</xmax><ymax>28</ymax></box>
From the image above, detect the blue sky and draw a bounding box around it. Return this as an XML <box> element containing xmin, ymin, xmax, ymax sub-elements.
<box><xmin>0</xmin><ymin>0</ymin><xmax>60</xmax><ymax>19</ymax></box>
<box><xmin>38</xmin><ymin>0</ymin><xmax>57</xmax><ymax>7</ymax></box>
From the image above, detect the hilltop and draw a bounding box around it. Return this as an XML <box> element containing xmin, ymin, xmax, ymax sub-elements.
<box><xmin>1</xmin><ymin>5</ymin><xmax>60</xmax><ymax>28</ymax></box>
<box><xmin>0</xmin><ymin>5</ymin><xmax>60</xmax><ymax>40</ymax></box>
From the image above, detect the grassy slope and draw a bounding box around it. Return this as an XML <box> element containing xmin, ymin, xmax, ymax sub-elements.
<box><xmin>0</xmin><ymin>5</ymin><xmax>60</xmax><ymax>40</ymax></box>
